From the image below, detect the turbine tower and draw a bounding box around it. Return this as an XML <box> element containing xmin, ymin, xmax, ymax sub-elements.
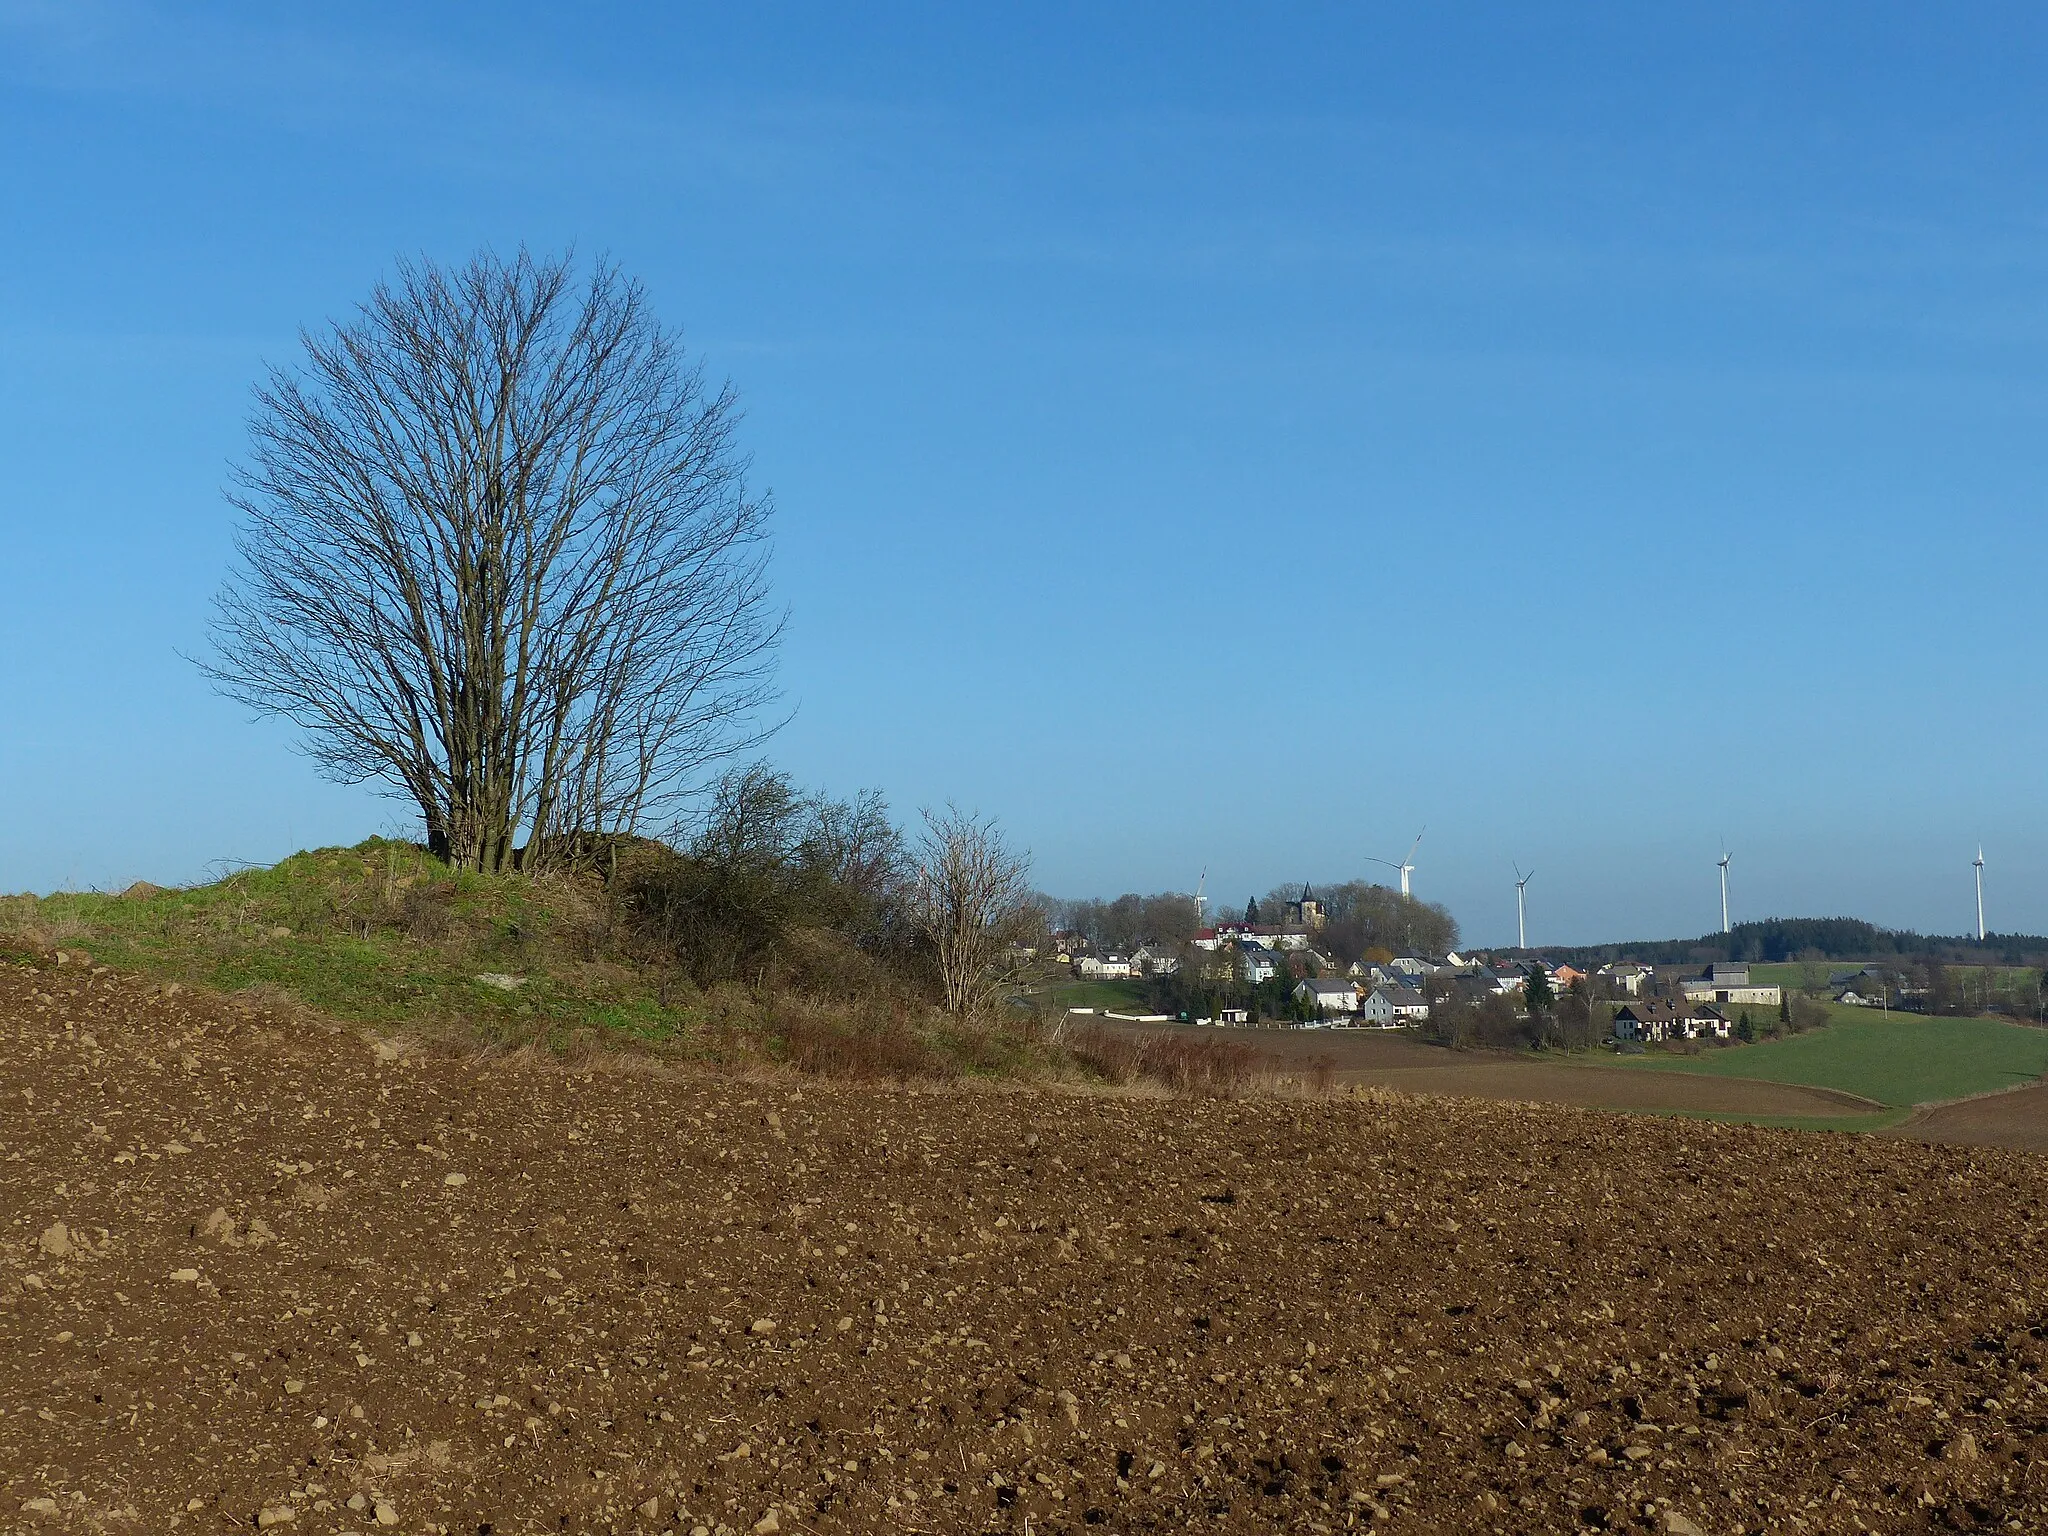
<box><xmin>1974</xmin><ymin>847</ymin><xmax>1986</xmax><ymax>943</ymax></box>
<box><xmin>1514</xmin><ymin>864</ymin><xmax>1534</xmax><ymax>951</ymax></box>
<box><xmin>1368</xmin><ymin>828</ymin><xmax>1426</xmax><ymax>898</ymax></box>
<box><xmin>1717</xmin><ymin>850</ymin><xmax>1732</xmax><ymax>934</ymax></box>
<box><xmin>1193</xmin><ymin>868</ymin><xmax>1208</xmax><ymax>930</ymax></box>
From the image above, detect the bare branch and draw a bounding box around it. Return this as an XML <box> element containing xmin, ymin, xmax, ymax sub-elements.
<box><xmin>202</xmin><ymin>248</ymin><xmax>782</xmax><ymax>871</ymax></box>
<box><xmin>907</xmin><ymin>806</ymin><xmax>1034</xmax><ymax>1016</ymax></box>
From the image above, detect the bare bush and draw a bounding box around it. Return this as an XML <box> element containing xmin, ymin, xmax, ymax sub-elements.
<box><xmin>908</xmin><ymin>806</ymin><xmax>1034</xmax><ymax>1016</ymax></box>
<box><xmin>776</xmin><ymin>1009</ymin><xmax>947</xmax><ymax>1081</ymax></box>
<box><xmin>621</xmin><ymin>766</ymin><xmax>909</xmax><ymax>990</ymax></box>
<box><xmin>1065</xmin><ymin>1025</ymin><xmax>1260</xmax><ymax>1096</ymax></box>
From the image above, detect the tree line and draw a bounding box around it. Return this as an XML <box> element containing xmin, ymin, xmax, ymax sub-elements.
<box><xmin>1049</xmin><ymin>881</ymin><xmax>1459</xmax><ymax>966</ymax></box>
<box><xmin>1535</xmin><ymin>916</ymin><xmax>2048</xmax><ymax>969</ymax></box>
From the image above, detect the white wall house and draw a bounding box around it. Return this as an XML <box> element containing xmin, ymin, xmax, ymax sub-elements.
<box><xmin>1075</xmin><ymin>954</ymin><xmax>1132</xmax><ymax>980</ymax></box>
<box><xmin>1614</xmin><ymin>1001</ymin><xmax>1732</xmax><ymax>1041</ymax></box>
<box><xmin>1376</xmin><ymin>986</ymin><xmax>1432</xmax><ymax>1023</ymax></box>
<box><xmin>1294</xmin><ymin>978</ymin><xmax>1361</xmax><ymax>1016</ymax></box>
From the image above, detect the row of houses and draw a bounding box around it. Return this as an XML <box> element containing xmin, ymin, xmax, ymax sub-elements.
<box><xmin>1291</xmin><ymin>977</ymin><xmax>1432</xmax><ymax>1026</ymax></box>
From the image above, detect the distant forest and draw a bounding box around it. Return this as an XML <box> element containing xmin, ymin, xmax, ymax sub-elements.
<box><xmin>1529</xmin><ymin>917</ymin><xmax>2048</xmax><ymax>967</ymax></box>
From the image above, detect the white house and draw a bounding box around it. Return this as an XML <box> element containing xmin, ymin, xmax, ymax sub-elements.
<box><xmin>1353</xmin><ymin>987</ymin><xmax>1397</xmax><ymax>1026</ymax></box>
<box><xmin>1351</xmin><ymin>985</ymin><xmax>1429</xmax><ymax>1027</ymax></box>
<box><xmin>1613</xmin><ymin>1000</ymin><xmax>1731</xmax><ymax>1042</ymax></box>
<box><xmin>1074</xmin><ymin>954</ymin><xmax>1132</xmax><ymax>980</ymax></box>
<box><xmin>1378</xmin><ymin>985</ymin><xmax>1432</xmax><ymax>1023</ymax></box>
<box><xmin>1239</xmin><ymin>943</ymin><xmax>1280</xmax><ymax>985</ymax></box>
<box><xmin>1294</xmin><ymin>978</ymin><xmax>1361</xmax><ymax>1016</ymax></box>
<box><xmin>1612</xmin><ymin>1001</ymin><xmax>1683</xmax><ymax>1042</ymax></box>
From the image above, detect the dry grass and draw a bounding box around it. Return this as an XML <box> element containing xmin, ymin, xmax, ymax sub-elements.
<box><xmin>1060</xmin><ymin>1021</ymin><xmax>1264</xmax><ymax>1095</ymax></box>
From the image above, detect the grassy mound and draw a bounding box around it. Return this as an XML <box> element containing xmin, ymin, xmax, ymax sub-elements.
<box><xmin>0</xmin><ymin>838</ymin><xmax>1049</xmax><ymax>1079</ymax></box>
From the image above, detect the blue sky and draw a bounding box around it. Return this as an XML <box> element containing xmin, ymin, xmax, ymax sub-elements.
<box><xmin>3</xmin><ymin>3</ymin><xmax>2046</xmax><ymax>945</ymax></box>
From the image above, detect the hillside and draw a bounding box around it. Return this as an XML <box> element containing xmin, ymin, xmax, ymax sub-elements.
<box><xmin>0</xmin><ymin>840</ymin><xmax>1051</xmax><ymax>1082</ymax></box>
<box><xmin>5</xmin><ymin>951</ymin><xmax>2048</xmax><ymax>1533</ymax></box>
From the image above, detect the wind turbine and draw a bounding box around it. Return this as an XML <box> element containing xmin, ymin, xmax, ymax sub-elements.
<box><xmin>1513</xmin><ymin>864</ymin><xmax>1534</xmax><ymax>951</ymax></box>
<box><xmin>1717</xmin><ymin>849</ymin><xmax>1733</xmax><ymax>935</ymax></box>
<box><xmin>1193</xmin><ymin>868</ymin><xmax>1208</xmax><ymax>930</ymax></box>
<box><xmin>1368</xmin><ymin>828</ymin><xmax>1426</xmax><ymax>898</ymax></box>
<box><xmin>1974</xmin><ymin>847</ymin><xmax>1986</xmax><ymax>943</ymax></box>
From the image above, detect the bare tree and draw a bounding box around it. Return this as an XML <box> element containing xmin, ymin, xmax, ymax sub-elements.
<box><xmin>204</xmin><ymin>248</ymin><xmax>781</xmax><ymax>872</ymax></box>
<box><xmin>909</xmin><ymin>806</ymin><xmax>1034</xmax><ymax>1016</ymax></box>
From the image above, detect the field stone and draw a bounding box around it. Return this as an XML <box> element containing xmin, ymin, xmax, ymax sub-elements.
<box><xmin>36</xmin><ymin>1222</ymin><xmax>70</xmax><ymax>1259</ymax></box>
<box><xmin>373</xmin><ymin>1499</ymin><xmax>399</xmax><ymax>1525</ymax></box>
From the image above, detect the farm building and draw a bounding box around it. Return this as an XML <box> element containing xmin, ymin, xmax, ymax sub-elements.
<box><xmin>1681</xmin><ymin>962</ymin><xmax>1782</xmax><ymax>1008</ymax></box>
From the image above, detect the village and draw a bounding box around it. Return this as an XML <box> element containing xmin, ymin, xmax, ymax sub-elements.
<box><xmin>1053</xmin><ymin>885</ymin><xmax>1787</xmax><ymax>1044</ymax></box>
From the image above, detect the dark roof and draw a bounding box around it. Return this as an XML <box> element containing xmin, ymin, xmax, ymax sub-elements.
<box><xmin>1614</xmin><ymin>1000</ymin><xmax>1683</xmax><ymax>1022</ymax></box>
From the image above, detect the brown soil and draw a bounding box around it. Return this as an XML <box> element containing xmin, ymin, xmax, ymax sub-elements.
<box><xmin>6</xmin><ymin>956</ymin><xmax>2048</xmax><ymax>1536</ymax></box>
<box><xmin>1892</xmin><ymin>1083</ymin><xmax>2048</xmax><ymax>1153</ymax></box>
<box><xmin>1090</xmin><ymin>1020</ymin><xmax>1878</xmax><ymax>1118</ymax></box>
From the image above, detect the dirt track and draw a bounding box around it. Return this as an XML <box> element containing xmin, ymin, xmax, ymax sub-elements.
<box><xmin>6</xmin><ymin>956</ymin><xmax>2048</xmax><ymax>1535</ymax></box>
<box><xmin>1090</xmin><ymin>1020</ymin><xmax>1880</xmax><ymax>1119</ymax></box>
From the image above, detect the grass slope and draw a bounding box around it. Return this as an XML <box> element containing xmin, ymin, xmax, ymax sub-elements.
<box><xmin>1611</xmin><ymin>1013</ymin><xmax>2048</xmax><ymax>1107</ymax></box>
<box><xmin>4</xmin><ymin>840</ymin><xmax>675</xmax><ymax>1042</ymax></box>
<box><xmin>1041</xmin><ymin>978</ymin><xmax>1152</xmax><ymax>1012</ymax></box>
<box><xmin>0</xmin><ymin>839</ymin><xmax>1053</xmax><ymax>1079</ymax></box>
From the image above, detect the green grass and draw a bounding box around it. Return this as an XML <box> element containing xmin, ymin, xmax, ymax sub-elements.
<box><xmin>1607</xmin><ymin>1012</ymin><xmax>2048</xmax><ymax>1107</ymax></box>
<box><xmin>1</xmin><ymin>840</ymin><xmax>695</xmax><ymax>1048</ymax></box>
<box><xmin>0</xmin><ymin>838</ymin><xmax>1096</xmax><ymax>1084</ymax></box>
<box><xmin>1040</xmin><ymin>978</ymin><xmax>1153</xmax><ymax>1013</ymax></box>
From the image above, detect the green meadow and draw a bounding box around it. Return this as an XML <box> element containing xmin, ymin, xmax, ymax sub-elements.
<box><xmin>1611</xmin><ymin>1011</ymin><xmax>2048</xmax><ymax>1107</ymax></box>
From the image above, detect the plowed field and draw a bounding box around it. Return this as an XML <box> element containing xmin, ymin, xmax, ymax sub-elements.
<box><xmin>6</xmin><ymin>954</ymin><xmax>2048</xmax><ymax>1536</ymax></box>
<box><xmin>1894</xmin><ymin>1084</ymin><xmax>2048</xmax><ymax>1153</ymax></box>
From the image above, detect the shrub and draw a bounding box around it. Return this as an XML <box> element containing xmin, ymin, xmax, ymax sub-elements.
<box><xmin>1064</xmin><ymin>1025</ymin><xmax>1260</xmax><ymax>1096</ymax></box>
